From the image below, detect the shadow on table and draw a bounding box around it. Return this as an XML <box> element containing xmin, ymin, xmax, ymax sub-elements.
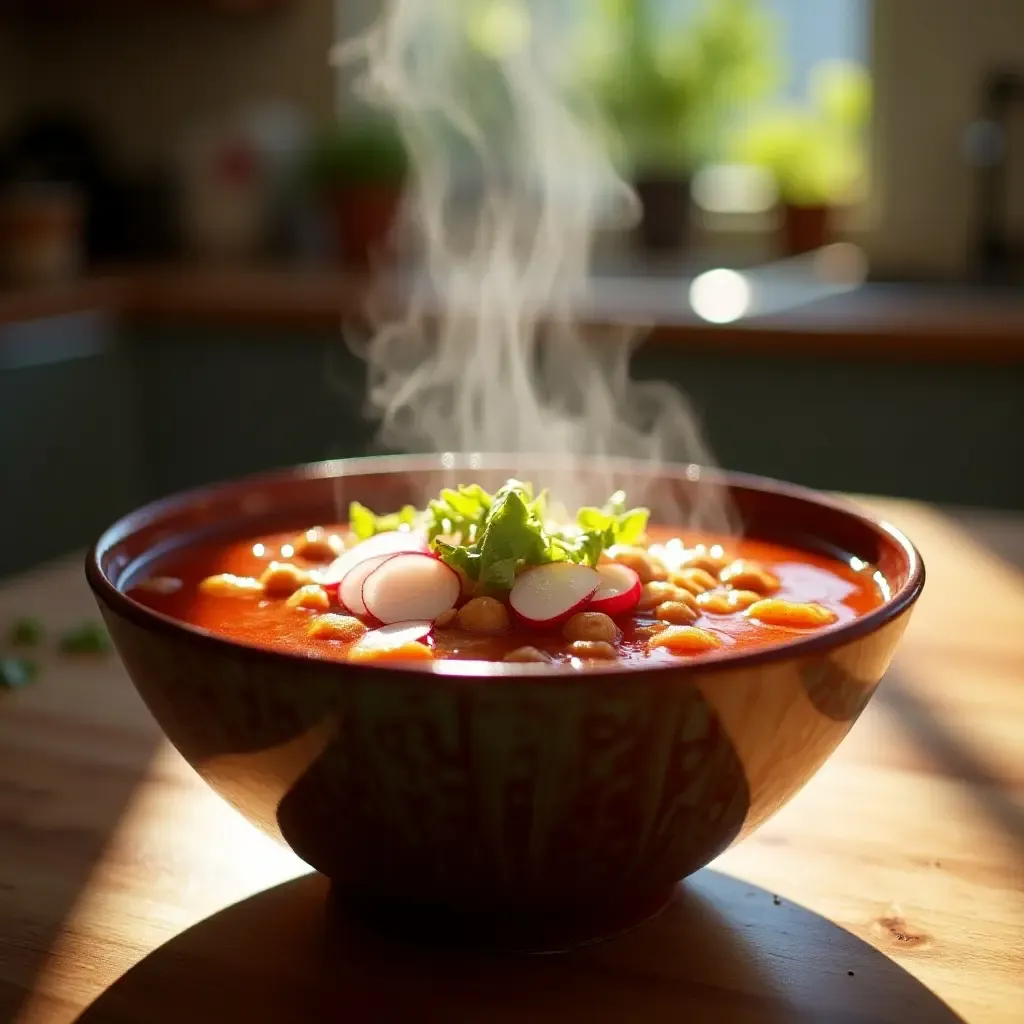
<box><xmin>75</xmin><ymin>869</ymin><xmax>963</xmax><ymax>1024</ymax></box>
<box><xmin>877</xmin><ymin>671</ymin><xmax>1024</xmax><ymax>850</ymax></box>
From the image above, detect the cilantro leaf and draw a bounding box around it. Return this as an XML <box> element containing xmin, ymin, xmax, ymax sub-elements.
<box><xmin>348</xmin><ymin>501</ymin><xmax>422</xmax><ymax>540</ymax></box>
<box><xmin>9</xmin><ymin>617</ymin><xmax>44</xmax><ymax>648</ymax></box>
<box><xmin>58</xmin><ymin>623</ymin><xmax>111</xmax><ymax>655</ymax></box>
<box><xmin>347</xmin><ymin>479</ymin><xmax>649</xmax><ymax>595</ymax></box>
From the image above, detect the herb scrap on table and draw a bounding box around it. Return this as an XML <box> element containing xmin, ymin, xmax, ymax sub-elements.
<box><xmin>58</xmin><ymin>622</ymin><xmax>112</xmax><ymax>655</ymax></box>
<box><xmin>0</xmin><ymin>657</ymin><xmax>38</xmax><ymax>690</ymax></box>
<box><xmin>9</xmin><ymin>617</ymin><xmax>44</xmax><ymax>648</ymax></box>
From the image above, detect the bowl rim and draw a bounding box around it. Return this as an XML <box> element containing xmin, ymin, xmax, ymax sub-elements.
<box><xmin>86</xmin><ymin>454</ymin><xmax>926</xmax><ymax>682</ymax></box>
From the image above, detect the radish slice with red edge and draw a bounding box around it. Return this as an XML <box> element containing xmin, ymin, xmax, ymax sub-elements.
<box><xmin>321</xmin><ymin>531</ymin><xmax>429</xmax><ymax>592</ymax></box>
<box><xmin>509</xmin><ymin>563</ymin><xmax>601</xmax><ymax>629</ymax></box>
<box><xmin>588</xmin><ymin>563</ymin><xmax>642</xmax><ymax>617</ymax></box>
<box><xmin>339</xmin><ymin>554</ymin><xmax>394</xmax><ymax>617</ymax></box>
<box><xmin>359</xmin><ymin>620</ymin><xmax>433</xmax><ymax>649</ymax></box>
<box><xmin>362</xmin><ymin>552</ymin><xmax>461</xmax><ymax>625</ymax></box>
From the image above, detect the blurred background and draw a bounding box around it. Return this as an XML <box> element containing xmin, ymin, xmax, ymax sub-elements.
<box><xmin>0</xmin><ymin>0</ymin><xmax>1022</xmax><ymax>577</ymax></box>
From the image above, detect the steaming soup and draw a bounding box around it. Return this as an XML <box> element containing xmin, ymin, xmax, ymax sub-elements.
<box><xmin>129</xmin><ymin>481</ymin><xmax>886</xmax><ymax>667</ymax></box>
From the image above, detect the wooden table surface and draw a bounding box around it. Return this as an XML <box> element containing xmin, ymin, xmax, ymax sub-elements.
<box><xmin>0</xmin><ymin>498</ymin><xmax>1022</xmax><ymax>1024</ymax></box>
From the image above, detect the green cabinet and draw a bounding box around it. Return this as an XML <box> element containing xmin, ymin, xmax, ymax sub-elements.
<box><xmin>0</xmin><ymin>311</ymin><xmax>144</xmax><ymax>577</ymax></box>
<box><xmin>130</xmin><ymin>325</ymin><xmax>377</xmax><ymax>501</ymax></box>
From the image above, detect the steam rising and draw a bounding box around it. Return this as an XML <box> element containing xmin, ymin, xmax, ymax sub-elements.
<box><xmin>339</xmin><ymin>0</ymin><xmax>734</xmax><ymax>531</ymax></box>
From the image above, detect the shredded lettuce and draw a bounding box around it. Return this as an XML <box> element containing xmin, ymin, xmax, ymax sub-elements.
<box><xmin>348</xmin><ymin>479</ymin><xmax>649</xmax><ymax>594</ymax></box>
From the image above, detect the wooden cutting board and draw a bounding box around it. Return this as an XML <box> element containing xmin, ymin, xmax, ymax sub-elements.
<box><xmin>0</xmin><ymin>498</ymin><xmax>1022</xmax><ymax>1024</ymax></box>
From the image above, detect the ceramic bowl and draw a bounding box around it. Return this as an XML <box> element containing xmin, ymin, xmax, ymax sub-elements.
<box><xmin>87</xmin><ymin>455</ymin><xmax>924</xmax><ymax>950</ymax></box>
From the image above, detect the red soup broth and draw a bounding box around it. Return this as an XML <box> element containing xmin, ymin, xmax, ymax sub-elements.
<box><xmin>126</xmin><ymin>524</ymin><xmax>887</xmax><ymax>668</ymax></box>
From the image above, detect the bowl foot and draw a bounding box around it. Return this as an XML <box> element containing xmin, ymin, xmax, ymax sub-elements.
<box><xmin>326</xmin><ymin>883</ymin><xmax>679</xmax><ymax>954</ymax></box>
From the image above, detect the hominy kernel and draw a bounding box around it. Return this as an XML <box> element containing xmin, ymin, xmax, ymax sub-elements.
<box><xmin>637</xmin><ymin>581</ymin><xmax>685</xmax><ymax>612</ymax></box>
<box><xmin>608</xmin><ymin>546</ymin><xmax>667</xmax><ymax>584</ymax></box>
<box><xmin>457</xmin><ymin>596</ymin><xmax>510</xmax><ymax>634</ymax></box>
<box><xmin>199</xmin><ymin>574</ymin><xmax>264</xmax><ymax>598</ymax></box>
<box><xmin>292</xmin><ymin>527</ymin><xmax>343</xmax><ymax>564</ymax></box>
<box><xmin>562</xmin><ymin>611</ymin><xmax>618</xmax><ymax>643</ymax></box>
<box><xmin>719</xmin><ymin>560</ymin><xmax>780</xmax><ymax>595</ymax></box>
<box><xmin>286</xmin><ymin>584</ymin><xmax>331</xmax><ymax>611</ymax></box>
<box><xmin>635</xmin><ymin>622</ymin><xmax>669</xmax><ymax>638</ymax></box>
<box><xmin>504</xmin><ymin>646</ymin><xmax>551</xmax><ymax>663</ymax></box>
<box><xmin>746</xmin><ymin>599</ymin><xmax>838</xmax><ymax>629</ymax></box>
<box><xmin>433</xmin><ymin>608</ymin><xmax>458</xmax><ymax>629</ymax></box>
<box><xmin>348</xmin><ymin>639</ymin><xmax>434</xmax><ymax>663</ymax></box>
<box><xmin>307</xmin><ymin>614</ymin><xmax>367</xmax><ymax>643</ymax></box>
<box><xmin>570</xmin><ymin>640</ymin><xmax>618</xmax><ymax>660</ymax></box>
<box><xmin>260</xmin><ymin>561</ymin><xmax>314</xmax><ymax>597</ymax></box>
<box><xmin>670</xmin><ymin>567</ymin><xmax>719</xmax><ymax>595</ymax></box>
<box><xmin>655</xmin><ymin>600</ymin><xmax>700</xmax><ymax>625</ymax></box>
<box><xmin>138</xmin><ymin>576</ymin><xmax>183</xmax><ymax>595</ymax></box>
<box><xmin>649</xmin><ymin>626</ymin><xmax>723</xmax><ymax>656</ymax></box>
<box><xmin>697</xmin><ymin>589</ymin><xmax>762</xmax><ymax>615</ymax></box>
<box><xmin>679</xmin><ymin>545</ymin><xmax>728</xmax><ymax>575</ymax></box>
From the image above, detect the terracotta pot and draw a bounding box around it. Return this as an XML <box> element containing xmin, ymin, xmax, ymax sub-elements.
<box><xmin>633</xmin><ymin>174</ymin><xmax>692</xmax><ymax>253</ymax></box>
<box><xmin>330</xmin><ymin>182</ymin><xmax>403</xmax><ymax>268</ymax></box>
<box><xmin>87</xmin><ymin>455</ymin><xmax>924</xmax><ymax>952</ymax></box>
<box><xmin>782</xmin><ymin>203</ymin><xmax>831</xmax><ymax>256</ymax></box>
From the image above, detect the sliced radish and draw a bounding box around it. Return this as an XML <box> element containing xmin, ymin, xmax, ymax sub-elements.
<box><xmin>359</xmin><ymin>620</ymin><xmax>433</xmax><ymax>648</ymax></box>
<box><xmin>339</xmin><ymin>553</ymin><xmax>394</xmax><ymax>617</ymax></box>
<box><xmin>362</xmin><ymin>552</ymin><xmax>461</xmax><ymax>625</ymax></box>
<box><xmin>509</xmin><ymin>563</ymin><xmax>601</xmax><ymax>629</ymax></box>
<box><xmin>588</xmin><ymin>563</ymin><xmax>642</xmax><ymax>617</ymax></box>
<box><xmin>347</xmin><ymin>621</ymin><xmax>435</xmax><ymax>663</ymax></box>
<box><xmin>321</xmin><ymin>532</ymin><xmax>429</xmax><ymax>591</ymax></box>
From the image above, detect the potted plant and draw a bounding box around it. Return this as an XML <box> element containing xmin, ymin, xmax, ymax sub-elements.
<box><xmin>732</xmin><ymin>60</ymin><xmax>871</xmax><ymax>255</ymax></box>
<box><xmin>575</xmin><ymin>0</ymin><xmax>778</xmax><ymax>253</ymax></box>
<box><xmin>302</xmin><ymin>112</ymin><xmax>409</xmax><ymax>268</ymax></box>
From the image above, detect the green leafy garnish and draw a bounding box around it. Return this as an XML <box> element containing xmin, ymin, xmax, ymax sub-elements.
<box><xmin>58</xmin><ymin>623</ymin><xmax>111</xmax><ymax>655</ymax></box>
<box><xmin>9</xmin><ymin>617</ymin><xmax>44</xmax><ymax>648</ymax></box>
<box><xmin>349</xmin><ymin>501</ymin><xmax>422</xmax><ymax>540</ymax></box>
<box><xmin>1</xmin><ymin>657</ymin><xmax>38</xmax><ymax>689</ymax></box>
<box><xmin>349</xmin><ymin>479</ymin><xmax>649</xmax><ymax>596</ymax></box>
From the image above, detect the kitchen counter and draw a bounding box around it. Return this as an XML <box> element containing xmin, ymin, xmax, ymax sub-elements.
<box><xmin>2</xmin><ymin>265</ymin><xmax>1024</xmax><ymax>361</ymax></box>
<box><xmin>1</xmin><ymin>496</ymin><xmax>1022</xmax><ymax>1023</ymax></box>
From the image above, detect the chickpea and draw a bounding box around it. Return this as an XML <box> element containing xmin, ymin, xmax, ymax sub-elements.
<box><xmin>199</xmin><ymin>574</ymin><xmax>264</xmax><ymax>598</ymax></box>
<box><xmin>655</xmin><ymin>600</ymin><xmax>700</xmax><ymax>626</ymax></box>
<box><xmin>608</xmin><ymin>546</ymin><xmax>667</xmax><ymax>584</ymax></box>
<box><xmin>308</xmin><ymin>614</ymin><xmax>367</xmax><ymax>643</ymax></box>
<box><xmin>504</xmin><ymin>646</ymin><xmax>551</xmax><ymax>664</ymax></box>
<box><xmin>457</xmin><ymin>596</ymin><xmax>510</xmax><ymax>634</ymax></box>
<box><xmin>562</xmin><ymin>611</ymin><xmax>618</xmax><ymax>643</ymax></box>
<box><xmin>286</xmin><ymin>584</ymin><xmax>331</xmax><ymax>611</ymax></box>
<box><xmin>746</xmin><ymin>599</ymin><xmax>837</xmax><ymax>629</ymax></box>
<box><xmin>292</xmin><ymin>527</ymin><xmax>344</xmax><ymax>564</ymax></box>
<box><xmin>669</xmin><ymin>568</ymin><xmax>719</xmax><ymax>595</ymax></box>
<box><xmin>648</xmin><ymin>626</ymin><xmax>723</xmax><ymax>656</ymax></box>
<box><xmin>719</xmin><ymin>560</ymin><xmax>780</xmax><ymax>596</ymax></box>
<box><xmin>433</xmin><ymin>608</ymin><xmax>458</xmax><ymax>629</ymax></box>
<box><xmin>697</xmin><ymin>589</ymin><xmax>762</xmax><ymax>615</ymax></box>
<box><xmin>260</xmin><ymin>561</ymin><xmax>314</xmax><ymax>598</ymax></box>
<box><xmin>570</xmin><ymin>640</ymin><xmax>618</xmax><ymax>660</ymax></box>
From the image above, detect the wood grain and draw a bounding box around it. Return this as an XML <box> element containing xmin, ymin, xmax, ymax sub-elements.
<box><xmin>0</xmin><ymin>499</ymin><xmax>1022</xmax><ymax>1023</ymax></box>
